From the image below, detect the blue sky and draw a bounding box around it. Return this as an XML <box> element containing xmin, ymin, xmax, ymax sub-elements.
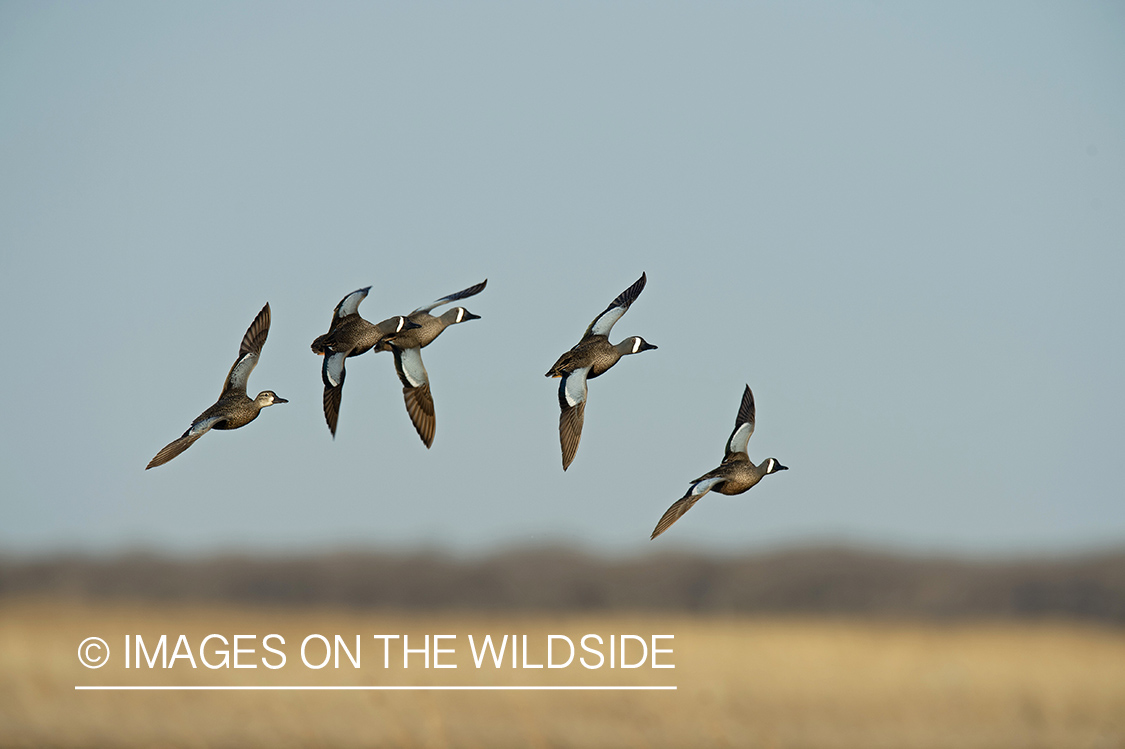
<box><xmin>1</xmin><ymin>2</ymin><xmax>1122</xmax><ymax>556</ymax></box>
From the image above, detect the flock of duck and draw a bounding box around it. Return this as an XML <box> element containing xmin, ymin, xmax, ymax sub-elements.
<box><xmin>146</xmin><ymin>273</ymin><xmax>788</xmax><ymax>539</ymax></box>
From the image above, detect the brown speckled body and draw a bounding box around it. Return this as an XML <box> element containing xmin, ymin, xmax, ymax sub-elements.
<box><xmin>692</xmin><ymin>453</ymin><xmax>766</xmax><ymax>495</ymax></box>
<box><xmin>375</xmin><ymin>308</ymin><xmax>462</xmax><ymax>353</ymax></box>
<box><xmin>195</xmin><ymin>391</ymin><xmax>273</xmax><ymax>430</ymax></box>
<box><xmin>312</xmin><ymin>316</ymin><xmax>404</xmax><ymax>357</ymax></box>
<box><xmin>546</xmin><ymin>336</ymin><xmax>626</xmax><ymax>379</ymax></box>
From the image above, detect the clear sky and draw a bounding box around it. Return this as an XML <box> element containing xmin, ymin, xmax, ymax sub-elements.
<box><xmin>1</xmin><ymin>2</ymin><xmax>1122</xmax><ymax>557</ymax></box>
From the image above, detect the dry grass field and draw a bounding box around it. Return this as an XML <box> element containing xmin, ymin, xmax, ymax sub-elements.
<box><xmin>2</xmin><ymin>598</ymin><xmax>1124</xmax><ymax>748</ymax></box>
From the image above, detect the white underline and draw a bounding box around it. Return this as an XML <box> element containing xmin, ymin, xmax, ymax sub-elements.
<box><xmin>75</xmin><ymin>685</ymin><xmax>676</xmax><ymax>691</ymax></box>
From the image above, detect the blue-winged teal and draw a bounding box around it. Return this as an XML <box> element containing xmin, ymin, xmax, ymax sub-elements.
<box><xmin>376</xmin><ymin>280</ymin><xmax>487</xmax><ymax>448</ymax></box>
<box><xmin>147</xmin><ymin>303</ymin><xmax>287</xmax><ymax>469</ymax></box>
<box><xmin>650</xmin><ymin>385</ymin><xmax>787</xmax><ymax>539</ymax></box>
<box><xmin>546</xmin><ymin>272</ymin><xmax>656</xmax><ymax>470</ymax></box>
<box><xmin>311</xmin><ymin>286</ymin><xmax>419</xmax><ymax>437</ymax></box>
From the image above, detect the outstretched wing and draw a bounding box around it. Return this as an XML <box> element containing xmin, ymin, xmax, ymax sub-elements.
<box><xmin>724</xmin><ymin>385</ymin><xmax>756</xmax><ymax>458</ymax></box>
<box><xmin>223</xmin><ymin>303</ymin><xmax>270</xmax><ymax>395</ymax></box>
<box><xmin>393</xmin><ymin>346</ymin><xmax>436</xmax><ymax>448</ymax></box>
<box><xmin>146</xmin><ymin>415</ymin><xmax>222</xmax><ymax>470</ymax></box>
<box><xmin>650</xmin><ymin>476</ymin><xmax>725</xmax><ymax>539</ymax></box>
<box><xmin>321</xmin><ymin>350</ymin><xmax>348</xmax><ymax>437</ymax></box>
<box><xmin>146</xmin><ymin>431</ymin><xmax>205</xmax><ymax>469</ymax></box>
<box><xmin>583</xmin><ymin>272</ymin><xmax>646</xmax><ymax>338</ymax></box>
<box><xmin>558</xmin><ymin>366</ymin><xmax>590</xmax><ymax>470</ymax></box>
<box><xmin>411</xmin><ymin>279</ymin><xmax>488</xmax><ymax>315</ymax></box>
<box><xmin>331</xmin><ymin>287</ymin><xmax>370</xmax><ymax>327</ymax></box>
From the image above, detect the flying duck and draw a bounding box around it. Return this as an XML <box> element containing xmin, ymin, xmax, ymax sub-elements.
<box><xmin>311</xmin><ymin>286</ymin><xmax>418</xmax><ymax>437</ymax></box>
<box><xmin>650</xmin><ymin>385</ymin><xmax>787</xmax><ymax>539</ymax></box>
<box><xmin>147</xmin><ymin>303</ymin><xmax>287</xmax><ymax>469</ymax></box>
<box><xmin>546</xmin><ymin>272</ymin><xmax>656</xmax><ymax>470</ymax></box>
<box><xmin>376</xmin><ymin>280</ymin><xmax>487</xmax><ymax>448</ymax></box>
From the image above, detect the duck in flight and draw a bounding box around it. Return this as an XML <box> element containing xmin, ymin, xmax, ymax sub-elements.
<box><xmin>650</xmin><ymin>385</ymin><xmax>787</xmax><ymax>539</ymax></box>
<box><xmin>311</xmin><ymin>286</ymin><xmax>419</xmax><ymax>437</ymax></box>
<box><xmin>375</xmin><ymin>280</ymin><xmax>487</xmax><ymax>448</ymax></box>
<box><xmin>546</xmin><ymin>272</ymin><xmax>656</xmax><ymax>470</ymax></box>
<box><xmin>147</xmin><ymin>303</ymin><xmax>287</xmax><ymax>469</ymax></box>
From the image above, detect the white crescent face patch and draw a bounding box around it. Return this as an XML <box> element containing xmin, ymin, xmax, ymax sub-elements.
<box><xmin>455</xmin><ymin>308</ymin><xmax>465</xmax><ymax>323</ymax></box>
<box><xmin>631</xmin><ymin>337</ymin><xmax>642</xmax><ymax>354</ymax></box>
<box><xmin>766</xmin><ymin>458</ymin><xmax>776</xmax><ymax>473</ymax></box>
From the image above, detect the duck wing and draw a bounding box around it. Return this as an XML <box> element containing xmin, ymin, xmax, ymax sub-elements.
<box><xmin>332</xmin><ymin>287</ymin><xmax>370</xmax><ymax>325</ymax></box>
<box><xmin>146</xmin><ymin>431</ymin><xmax>205</xmax><ymax>469</ymax></box>
<box><xmin>223</xmin><ymin>303</ymin><xmax>270</xmax><ymax>396</ymax></box>
<box><xmin>558</xmin><ymin>366</ymin><xmax>590</xmax><ymax>470</ymax></box>
<box><xmin>724</xmin><ymin>385</ymin><xmax>756</xmax><ymax>458</ymax></box>
<box><xmin>650</xmin><ymin>476</ymin><xmax>726</xmax><ymax>539</ymax></box>
<box><xmin>393</xmin><ymin>346</ymin><xmax>436</xmax><ymax>448</ymax></box>
<box><xmin>321</xmin><ymin>350</ymin><xmax>348</xmax><ymax>437</ymax></box>
<box><xmin>583</xmin><ymin>272</ymin><xmax>646</xmax><ymax>338</ymax></box>
<box><xmin>145</xmin><ymin>413</ymin><xmax>223</xmax><ymax>470</ymax></box>
<box><xmin>411</xmin><ymin>279</ymin><xmax>487</xmax><ymax>315</ymax></box>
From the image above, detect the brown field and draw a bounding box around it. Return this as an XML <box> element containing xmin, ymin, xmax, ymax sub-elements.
<box><xmin>2</xmin><ymin>599</ymin><xmax>1124</xmax><ymax>748</ymax></box>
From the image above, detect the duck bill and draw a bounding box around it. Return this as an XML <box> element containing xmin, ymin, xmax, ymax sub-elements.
<box><xmin>273</xmin><ymin>396</ymin><xmax>289</xmax><ymax>404</ymax></box>
<box><xmin>641</xmin><ymin>342</ymin><xmax>658</xmax><ymax>351</ymax></box>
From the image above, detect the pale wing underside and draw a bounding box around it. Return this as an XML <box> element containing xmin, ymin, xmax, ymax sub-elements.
<box><xmin>225</xmin><ymin>352</ymin><xmax>258</xmax><ymax>395</ymax></box>
<box><xmin>584</xmin><ymin>272</ymin><xmax>646</xmax><ymax>338</ymax></box>
<box><xmin>587</xmin><ymin>307</ymin><xmax>627</xmax><ymax>338</ymax></box>
<box><xmin>725</xmin><ymin>385</ymin><xmax>756</xmax><ymax>457</ymax></box>
<box><xmin>394</xmin><ymin>347</ymin><xmax>436</xmax><ymax>448</ymax></box>
<box><xmin>223</xmin><ymin>303</ymin><xmax>271</xmax><ymax>395</ymax></box>
<box><xmin>321</xmin><ymin>351</ymin><xmax>347</xmax><ymax>436</ymax></box>
<box><xmin>394</xmin><ymin>347</ymin><xmax>429</xmax><ymax>389</ymax></box>
<box><xmin>334</xmin><ymin>287</ymin><xmax>370</xmax><ymax>322</ymax></box>
<box><xmin>558</xmin><ymin>366</ymin><xmax>591</xmax><ymax>470</ymax></box>
<box><xmin>411</xmin><ymin>279</ymin><xmax>487</xmax><ymax>315</ymax></box>
<box><xmin>559</xmin><ymin>366</ymin><xmax>590</xmax><ymax>409</ymax></box>
<box><xmin>650</xmin><ymin>476</ymin><xmax>725</xmax><ymax>539</ymax></box>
